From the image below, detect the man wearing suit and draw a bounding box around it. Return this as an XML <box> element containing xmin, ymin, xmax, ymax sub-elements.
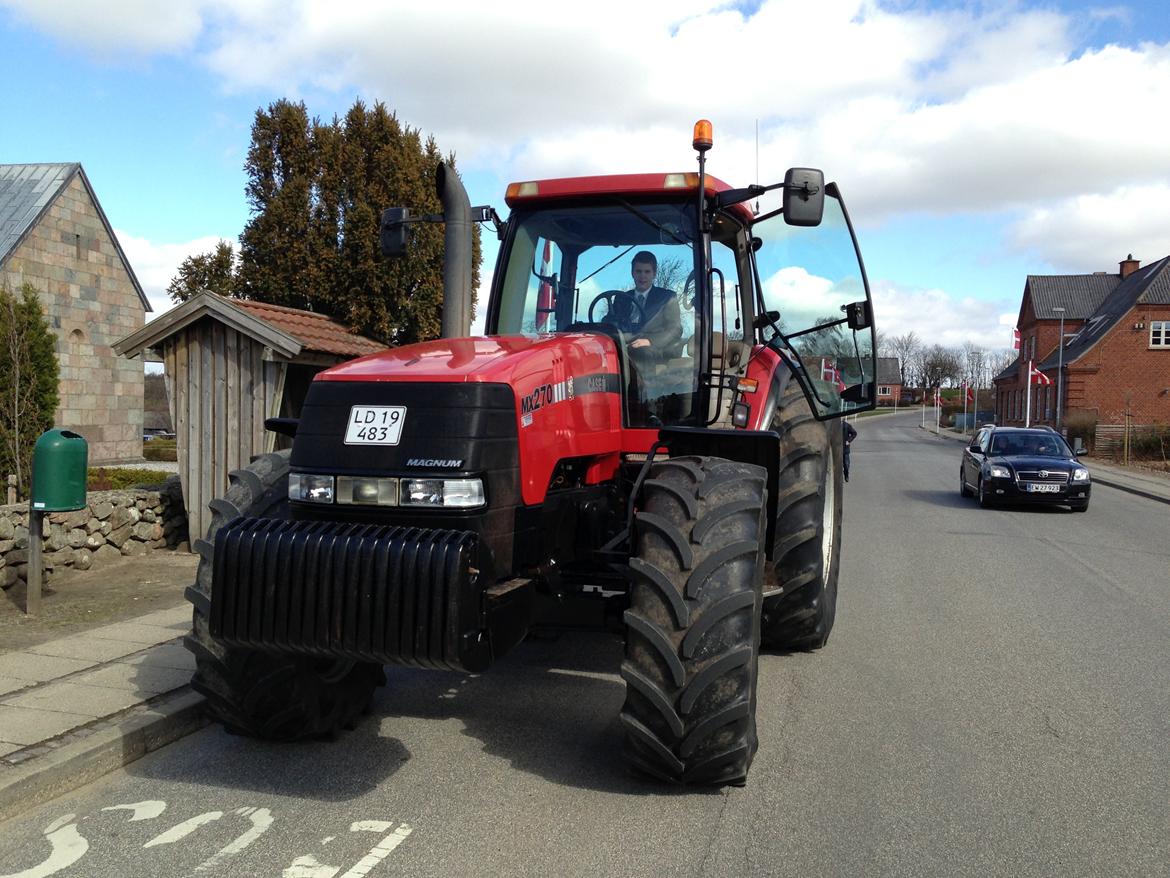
<box><xmin>612</xmin><ymin>251</ymin><xmax>683</xmax><ymax>359</ymax></box>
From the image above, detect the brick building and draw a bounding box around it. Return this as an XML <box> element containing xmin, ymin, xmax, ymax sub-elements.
<box><xmin>993</xmin><ymin>254</ymin><xmax>1170</xmax><ymax>428</ymax></box>
<box><xmin>0</xmin><ymin>163</ymin><xmax>150</xmax><ymax>463</ymax></box>
<box><xmin>875</xmin><ymin>356</ymin><xmax>903</xmax><ymax>406</ymax></box>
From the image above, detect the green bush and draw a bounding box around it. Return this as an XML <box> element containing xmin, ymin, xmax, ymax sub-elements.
<box><xmin>1064</xmin><ymin>410</ymin><xmax>1097</xmax><ymax>453</ymax></box>
<box><xmin>88</xmin><ymin>467</ymin><xmax>172</xmax><ymax>491</ymax></box>
<box><xmin>1127</xmin><ymin>426</ymin><xmax>1169</xmax><ymax>462</ymax></box>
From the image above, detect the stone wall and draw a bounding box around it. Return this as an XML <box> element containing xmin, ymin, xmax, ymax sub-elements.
<box><xmin>0</xmin><ymin>476</ymin><xmax>188</xmax><ymax>590</ymax></box>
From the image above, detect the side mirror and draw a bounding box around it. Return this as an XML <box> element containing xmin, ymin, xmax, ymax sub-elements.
<box><xmin>967</xmin><ymin>444</ymin><xmax>982</xmax><ymax>453</ymax></box>
<box><xmin>782</xmin><ymin>168</ymin><xmax>825</xmax><ymax>227</ymax></box>
<box><xmin>380</xmin><ymin>207</ymin><xmax>411</xmax><ymax>258</ymax></box>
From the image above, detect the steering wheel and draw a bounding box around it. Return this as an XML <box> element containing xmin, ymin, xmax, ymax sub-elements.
<box><xmin>588</xmin><ymin>289</ymin><xmax>646</xmax><ymax>326</ymax></box>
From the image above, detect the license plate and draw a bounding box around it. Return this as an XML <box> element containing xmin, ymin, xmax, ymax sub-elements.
<box><xmin>344</xmin><ymin>406</ymin><xmax>406</xmax><ymax>445</ymax></box>
<box><xmin>1028</xmin><ymin>483</ymin><xmax>1060</xmax><ymax>493</ymax></box>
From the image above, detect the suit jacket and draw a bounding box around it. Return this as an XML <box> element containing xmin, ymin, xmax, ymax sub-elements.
<box><xmin>614</xmin><ymin>286</ymin><xmax>683</xmax><ymax>357</ymax></box>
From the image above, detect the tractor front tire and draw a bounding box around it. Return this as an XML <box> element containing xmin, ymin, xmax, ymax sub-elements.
<box><xmin>184</xmin><ymin>450</ymin><xmax>384</xmax><ymax>740</ymax></box>
<box><xmin>621</xmin><ymin>456</ymin><xmax>766</xmax><ymax>786</ymax></box>
<box><xmin>760</xmin><ymin>384</ymin><xmax>844</xmax><ymax>652</ymax></box>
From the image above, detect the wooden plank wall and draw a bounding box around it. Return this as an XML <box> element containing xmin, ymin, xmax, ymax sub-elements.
<box><xmin>164</xmin><ymin>319</ymin><xmax>284</xmax><ymax>544</ymax></box>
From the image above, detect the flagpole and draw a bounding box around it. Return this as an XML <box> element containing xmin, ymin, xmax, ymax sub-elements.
<box><xmin>935</xmin><ymin>389</ymin><xmax>941</xmax><ymax>434</ymax></box>
<box><xmin>962</xmin><ymin>380</ymin><xmax>968</xmax><ymax>435</ymax></box>
<box><xmin>1024</xmin><ymin>360</ymin><xmax>1032</xmax><ymax>428</ymax></box>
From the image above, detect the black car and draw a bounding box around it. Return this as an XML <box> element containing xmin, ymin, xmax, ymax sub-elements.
<box><xmin>960</xmin><ymin>426</ymin><xmax>1091</xmax><ymax>511</ymax></box>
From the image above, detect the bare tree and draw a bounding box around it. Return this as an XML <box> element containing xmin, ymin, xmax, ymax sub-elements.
<box><xmin>889</xmin><ymin>331</ymin><xmax>920</xmax><ymax>386</ymax></box>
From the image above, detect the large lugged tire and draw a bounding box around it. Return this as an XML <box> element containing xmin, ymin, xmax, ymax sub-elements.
<box><xmin>760</xmin><ymin>384</ymin><xmax>843</xmax><ymax>651</ymax></box>
<box><xmin>621</xmin><ymin>456</ymin><xmax>766</xmax><ymax>786</ymax></box>
<box><xmin>184</xmin><ymin>450</ymin><xmax>384</xmax><ymax>740</ymax></box>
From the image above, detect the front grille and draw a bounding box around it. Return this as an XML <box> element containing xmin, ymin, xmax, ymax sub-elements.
<box><xmin>1015</xmin><ymin>470</ymin><xmax>1069</xmax><ymax>483</ymax></box>
<box><xmin>209</xmin><ymin>517</ymin><xmax>489</xmax><ymax>671</ymax></box>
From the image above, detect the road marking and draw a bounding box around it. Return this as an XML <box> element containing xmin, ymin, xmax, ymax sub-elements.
<box><xmin>283</xmin><ymin>856</ymin><xmax>340</xmax><ymax>878</ymax></box>
<box><xmin>143</xmin><ymin>811</ymin><xmax>224</xmax><ymax>847</ymax></box>
<box><xmin>190</xmin><ymin>806</ymin><xmax>273</xmax><ymax>874</ymax></box>
<box><xmin>0</xmin><ymin>816</ymin><xmax>88</xmax><ymax>878</ymax></box>
<box><xmin>101</xmin><ymin>801</ymin><xmax>167</xmax><ymax>822</ymax></box>
<box><xmin>338</xmin><ymin>824</ymin><xmax>413</xmax><ymax>878</ymax></box>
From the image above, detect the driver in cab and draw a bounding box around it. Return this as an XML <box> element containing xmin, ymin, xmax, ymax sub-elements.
<box><xmin>609</xmin><ymin>251</ymin><xmax>682</xmax><ymax>359</ymax></box>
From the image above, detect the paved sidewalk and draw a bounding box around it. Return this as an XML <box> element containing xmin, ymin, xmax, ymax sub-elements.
<box><xmin>0</xmin><ymin>605</ymin><xmax>206</xmax><ymax>823</ymax></box>
<box><xmin>923</xmin><ymin>424</ymin><xmax>1170</xmax><ymax>505</ymax></box>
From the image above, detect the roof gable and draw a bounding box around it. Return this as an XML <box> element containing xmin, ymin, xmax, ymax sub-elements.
<box><xmin>1022</xmin><ymin>273</ymin><xmax>1118</xmax><ymax>322</ymax></box>
<box><xmin>876</xmin><ymin>357</ymin><xmax>901</xmax><ymax>384</ymax></box>
<box><xmin>112</xmin><ymin>292</ymin><xmax>383</xmax><ymax>361</ymax></box>
<box><xmin>0</xmin><ymin>162</ymin><xmax>150</xmax><ymax>311</ymax></box>
<box><xmin>1039</xmin><ymin>255</ymin><xmax>1170</xmax><ymax>368</ymax></box>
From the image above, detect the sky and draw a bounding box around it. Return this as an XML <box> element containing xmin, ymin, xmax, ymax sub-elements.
<box><xmin>2</xmin><ymin>0</ymin><xmax>1169</xmax><ymax>356</ymax></box>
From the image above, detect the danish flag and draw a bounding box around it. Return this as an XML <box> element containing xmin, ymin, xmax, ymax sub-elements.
<box><xmin>821</xmin><ymin>358</ymin><xmax>846</xmax><ymax>391</ymax></box>
<box><xmin>966</xmin><ymin>384</ymin><xmax>975</xmax><ymax>404</ymax></box>
<box><xmin>535</xmin><ymin>240</ymin><xmax>553</xmax><ymax>332</ymax></box>
<box><xmin>1030</xmin><ymin>363</ymin><xmax>1052</xmax><ymax>385</ymax></box>
<box><xmin>933</xmin><ymin>387</ymin><xmax>943</xmax><ymax>406</ymax></box>
<box><xmin>1012</xmin><ymin>328</ymin><xmax>1021</xmax><ymax>350</ymax></box>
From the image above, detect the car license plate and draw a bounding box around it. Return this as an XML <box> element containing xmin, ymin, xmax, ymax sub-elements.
<box><xmin>1028</xmin><ymin>483</ymin><xmax>1060</xmax><ymax>493</ymax></box>
<box><xmin>344</xmin><ymin>406</ymin><xmax>406</xmax><ymax>445</ymax></box>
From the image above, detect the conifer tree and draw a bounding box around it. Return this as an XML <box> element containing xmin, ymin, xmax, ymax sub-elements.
<box><xmin>0</xmin><ymin>284</ymin><xmax>60</xmax><ymax>497</ymax></box>
<box><xmin>166</xmin><ymin>240</ymin><xmax>235</xmax><ymax>302</ymax></box>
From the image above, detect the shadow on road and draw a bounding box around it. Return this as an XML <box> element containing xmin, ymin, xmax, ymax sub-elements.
<box><xmin>901</xmin><ymin>488</ymin><xmax>973</xmax><ymax>509</ymax></box>
<box><xmin>128</xmin><ymin>712</ymin><xmax>412</xmax><ymax>801</ymax></box>
<box><xmin>375</xmin><ymin>631</ymin><xmax>717</xmax><ymax>797</ymax></box>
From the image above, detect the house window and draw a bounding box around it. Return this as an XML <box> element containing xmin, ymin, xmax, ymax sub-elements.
<box><xmin>878</xmin><ymin>385</ymin><xmax>891</xmax><ymax>396</ymax></box>
<box><xmin>1152</xmin><ymin>321</ymin><xmax>1169</xmax><ymax>348</ymax></box>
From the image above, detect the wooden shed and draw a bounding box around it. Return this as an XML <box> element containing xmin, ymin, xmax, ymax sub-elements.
<box><xmin>114</xmin><ymin>292</ymin><xmax>383</xmax><ymax>544</ymax></box>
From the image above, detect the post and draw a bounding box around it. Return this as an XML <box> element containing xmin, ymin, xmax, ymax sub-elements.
<box><xmin>1024</xmin><ymin>360</ymin><xmax>1032</xmax><ymax>427</ymax></box>
<box><xmin>6</xmin><ymin>474</ymin><xmax>14</xmax><ymax>504</ymax></box>
<box><xmin>1053</xmin><ymin>307</ymin><xmax>1066</xmax><ymax>431</ymax></box>
<box><xmin>27</xmin><ymin>509</ymin><xmax>42</xmax><ymax>615</ymax></box>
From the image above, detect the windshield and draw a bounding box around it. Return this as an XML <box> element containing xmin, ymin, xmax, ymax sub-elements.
<box><xmin>495</xmin><ymin>201</ymin><xmax>718</xmax><ymax>427</ymax></box>
<box><xmin>990</xmin><ymin>433</ymin><xmax>1071</xmax><ymax>457</ymax></box>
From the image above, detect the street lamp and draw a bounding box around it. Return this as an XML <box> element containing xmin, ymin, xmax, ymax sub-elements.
<box><xmin>1053</xmin><ymin>306</ymin><xmax>1065</xmax><ymax>431</ymax></box>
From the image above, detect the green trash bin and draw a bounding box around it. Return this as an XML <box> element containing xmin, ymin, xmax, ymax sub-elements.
<box><xmin>31</xmin><ymin>428</ymin><xmax>88</xmax><ymax>512</ymax></box>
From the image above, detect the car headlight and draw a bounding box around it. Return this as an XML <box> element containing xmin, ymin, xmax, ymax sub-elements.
<box><xmin>289</xmin><ymin>473</ymin><xmax>335</xmax><ymax>504</ymax></box>
<box><xmin>401</xmin><ymin>478</ymin><xmax>485</xmax><ymax>509</ymax></box>
<box><xmin>989</xmin><ymin>465</ymin><xmax>1011</xmax><ymax>479</ymax></box>
<box><xmin>1072</xmin><ymin>467</ymin><xmax>1090</xmax><ymax>482</ymax></box>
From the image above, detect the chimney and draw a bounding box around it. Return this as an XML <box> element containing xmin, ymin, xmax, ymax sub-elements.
<box><xmin>1119</xmin><ymin>253</ymin><xmax>1140</xmax><ymax>279</ymax></box>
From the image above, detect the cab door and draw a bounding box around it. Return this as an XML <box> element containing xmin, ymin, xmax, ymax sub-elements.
<box><xmin>750</xmin><ymin>184</ymin><xmax>877</xmax><ymax>420</ymax></box>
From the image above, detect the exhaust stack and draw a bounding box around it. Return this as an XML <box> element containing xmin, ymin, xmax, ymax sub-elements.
<box><xmin>436</xmin><ymin>163</ymin><xmax>472</xmax><ymax>338</ymax></box>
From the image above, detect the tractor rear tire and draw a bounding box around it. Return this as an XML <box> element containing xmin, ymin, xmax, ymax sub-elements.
<box><xmin>760</xmin><ymin>384</ymin><xmax>843</xmax><ymax>652</ymax></box>
<box><xmin>184</xmin><ymin>450</ymin><xmax>384</xmax><ymax>740</ymax></box>
<box><xmin>621</xmin><ymin>456</ymin><xmax>766</xmax><ymax>786</ymax></box>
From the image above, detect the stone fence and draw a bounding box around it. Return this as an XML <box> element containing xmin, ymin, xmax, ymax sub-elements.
<box><xmin>0</xmin><ymin>476</ymin><xmax>188</xmax><ymax>589</ymax></box>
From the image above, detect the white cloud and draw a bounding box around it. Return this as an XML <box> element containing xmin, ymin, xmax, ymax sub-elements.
<box><xmin>871</xmin><ymin>279</ymin><xmax>1017</xmax><ymax>353</ymax></box>
<box><xmin>113</xmin><ymin>228</ymin><xmax>229</xmax><ymax>319</ymax></box>
<box><xmin>0</xmin><ymin>0</ymin><xmax>206</xmax><ymax>54</ymax></box>
<box><xmin>1009</xmin><ymin>183</ymin><xmax>1170</xmax><ymax>270</ymax></box>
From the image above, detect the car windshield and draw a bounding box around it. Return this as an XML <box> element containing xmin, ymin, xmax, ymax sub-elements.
<box><xmin>494</xmin><ymin>200</ymin><xmax>736</xmax><ymax>427</ymax></box>
<box><xmin>990</xmin><ymin>433</ymin><xmax>1071</xmax><ymax>457</ymax></box>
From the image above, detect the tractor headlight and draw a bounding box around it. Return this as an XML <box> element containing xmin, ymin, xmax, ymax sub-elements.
<box><xmin>336</xmin><ymin>476</ymin><xmax>399</xmax><ymax>506</ymax></box>
<box><xmin>401</xmin><ymin>478</ymin><xmax>485</xmax><ymax>508</ymax></box>
<box><xmin>289</xmin><ymin>473</ymin><xmax>335</xmax><ymax>504</ymax></box>
<box><xmin>989</xmin><ymin>465</ymin><xmax>1011</xmax><ymax>479</ymax></box>
<box><xmin>1072</xmin><ymin>467</ymin><xmax>1090</xmax><ymax>482</ymax></box>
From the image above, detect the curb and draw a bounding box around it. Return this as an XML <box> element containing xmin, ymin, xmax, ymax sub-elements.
<box><xmin>0</xmin><ymin>689</ymin><xmax>207</xmax><ymax>825</ymax></box>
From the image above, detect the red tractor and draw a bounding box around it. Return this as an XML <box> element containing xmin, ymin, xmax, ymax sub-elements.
<box><xmin>186</xmin><ymin>122</ymin><xmax>876</xmax><ymax>786</ymax></box>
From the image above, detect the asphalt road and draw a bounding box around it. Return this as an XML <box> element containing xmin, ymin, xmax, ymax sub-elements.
<box><xmin>2</xmin><ymin>410</ymin><xmax>1168</xmax><ymax>878</ymax></box>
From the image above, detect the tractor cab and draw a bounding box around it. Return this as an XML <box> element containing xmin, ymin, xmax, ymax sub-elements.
<box><xmin>485</xmin><ymin>130</ymin><xmax>876</xmax><ymax>428</ymax></box>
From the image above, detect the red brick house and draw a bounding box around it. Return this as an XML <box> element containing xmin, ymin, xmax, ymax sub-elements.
<box><xmin>993</xmin><ymin>254</ymin><xmax>1170</xmax><ymax>428</ymax></box>
<box><xmin>876</xmin><ymin>356</ymin><xmax>903</xmax><ymax>406</ymax></box>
